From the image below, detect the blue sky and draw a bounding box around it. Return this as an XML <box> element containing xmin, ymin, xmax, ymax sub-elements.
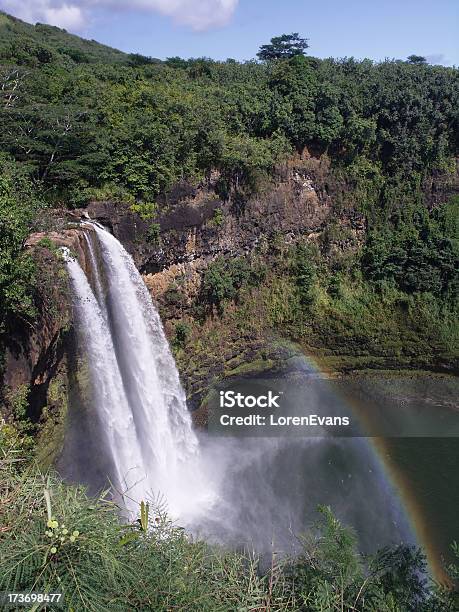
<box><xmin>1</xmin><ymin>0</ymin><xmax>458</xmax><ymax>65</ymax></box>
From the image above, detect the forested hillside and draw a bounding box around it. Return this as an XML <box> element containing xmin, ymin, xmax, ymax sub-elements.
<box><xmin>0</xmin><ymin>11</ymin><xmax>458</xmax><ymax>366</ymax></box>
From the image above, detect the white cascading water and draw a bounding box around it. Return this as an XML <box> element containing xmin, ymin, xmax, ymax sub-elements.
<box><xmin>64</xmin><ymin>223</ymin><xmax>213</xmax><ymax>520</ymax></box>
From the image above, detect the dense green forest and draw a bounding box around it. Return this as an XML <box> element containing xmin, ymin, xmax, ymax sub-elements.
<box><xmin>1</xmin><ymin>15</ymin><xmax>458</xmax><ymax>204</ymax></box>
<box><xmin>0</xmin><ymin>12</ymin><xmax>458</xmax><ymax>362</ymax></box>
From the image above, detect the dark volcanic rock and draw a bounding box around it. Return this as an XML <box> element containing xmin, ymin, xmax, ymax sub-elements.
<box><xmin>85</xmin><ymin>158</ymin><xmax>366</xmax><ymax>278</ymax></box>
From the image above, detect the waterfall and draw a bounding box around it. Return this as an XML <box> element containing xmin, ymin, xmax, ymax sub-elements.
<box><xmin>64</xmin><ymin>224</ymin><xmax>212</xmax><ymax>520</ymax></box>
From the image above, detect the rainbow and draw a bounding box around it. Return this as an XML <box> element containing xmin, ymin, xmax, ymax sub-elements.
<box><xmin>296</xmin><ymin>347</ymin><xmax>451</xmax><ymax>583</ymax></box>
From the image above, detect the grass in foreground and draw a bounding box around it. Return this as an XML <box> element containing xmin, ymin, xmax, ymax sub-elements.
<box><xmin>0</xmin><ymin>430</ymin><xmax>457</xmax><ymax>611</ymax></box>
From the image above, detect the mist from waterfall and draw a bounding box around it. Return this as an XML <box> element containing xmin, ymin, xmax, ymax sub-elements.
<box><xmin>63</xmin><ymin>224</ymin><xmax>213</xmax><ymax>520</ymax></box>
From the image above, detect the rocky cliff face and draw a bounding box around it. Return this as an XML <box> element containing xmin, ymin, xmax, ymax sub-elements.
<box><xmin>1</xmin><ymin>225</ymin><xmax>100</xmax><ymax>464</ymax></box>
<box><xmin>86</xmin><ymin>156</ymin><xmax>366</xmax><ymax>316</ymax></box>
<box><xmin>81</xmin><ymin>156</ymin><xmax>368</xmax><ymax>412</ymax></box>
<box><xmin>6</xmin><ymin>225</ymin><xmax>96</xmax><ymax>389</ymax></box>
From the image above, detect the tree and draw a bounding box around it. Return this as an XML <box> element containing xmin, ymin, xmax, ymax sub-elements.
<box><xmin>407</xmin><ymin>55</ymin><xmax>427</xmax><ymax>64</ymax></box>
<box><xmin>200</xmin><ymin>257</ymin><xmax>236</xmax><ymax>310</ymax></box>
<box><xmin>268</xmin><ymin>54</ymin><xmax>317</xmax><ymax>150</ymax></box>
<box><xmin>257</xmin><ymin>33</ymin><xmax>309</xmax><ymax>61</ymax></box>
<box><xmin>0</xmin><ymin>67</ymin><xmax>28</xmax><ymax>108</ymax></box>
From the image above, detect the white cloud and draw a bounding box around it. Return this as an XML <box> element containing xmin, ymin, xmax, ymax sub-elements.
<box><xmin>130</xmin><ymin>0</ymin><xmax>238</xmax><ymax>30</ymax></box>
<box><xmin>425</xmin><ymin>53</ymin><xmax>451</xmax><ymax>67</ymax></box>
<box><xmin>44</xmin><ymin>4</ymin><xmax>86</xmax><ymax>29</ymax></box>
<box><xmin>0</xmin><ymin>1</ymin><xmax>85</xmax><ymax>29</ymax></box>
<box><xmin>0</xmin><ymin>0</ymin><xmax>239</xmax><ymax>31</ymax></box>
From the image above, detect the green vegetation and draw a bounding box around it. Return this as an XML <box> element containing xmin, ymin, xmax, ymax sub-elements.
<box><xmin>0</xmin><ymin>12</ymin><xmax>457</xmax><ymax>206</ymax></box>
<box><xmin>0</xmin><ymin>12</ymin><xmax>127</xmax><ymax>66</ymax></box>
<box><xmin>0</xmin><ymin>12</ymin><xmax>457</xmax><ymax>354</ymax></box>
<box><xmin>1</xmin><ymin>435</ymin><xmax>457</xmax><ymax>611</ymax></box>
<box><xmin>173</xmin><ymin>321</ymin><xmax>191</xmax><ymax>349</ymax></box>
<box><xmin>211</xmin><ymin>207</ymin><xmax>224</xmax><ymax>227</ymax></box>
<box><xmin>2</xmin><ymin>383</ymin><xmax>35</xmax><ymax>449</ymax></box>
<box><xmin>362</xmin><ymin>196</ymin><xmax>458</xmax><ymax>296</ymax></box>
<box><xmin>0</xmin><ymin>155</ymin><xmax>40</xmax><ymax>334</ymax></box>
<box><xmin>146</xmin><ymin>222</ymin><xmax>161</xmax><ymax>245</ymax></box>
<box><xmin>184</xmin><ymin>206</ymin><xmax>457</xmax><ymax>372</ymax></box>
<box><xmin>407</xmin><ymin>55</ymin><xmax>427</xmax><ymax>65</ymax></box>
<box><xmin>0</xmin><ymin>10</ymin><xmax>456</xmax><ymax>366</ymax></box>
<box><xmin>130</xmin><ymin>201</ymin><xmax>157</xmax><ymax>220</ymax></box>
<box><xmin>200</xmin><ymin>256</ymin><xmax>266</xmax><ymax>312</ymax></box>
<box><xmin>293</xmin><ymin>244</ymin><xmax>317</xmax><ymax>307</ymax></box>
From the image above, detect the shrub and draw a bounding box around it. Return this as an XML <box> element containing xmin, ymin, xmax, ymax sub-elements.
<box><xmin>362</xmin><ymin>197</ymin><xmax>459</xmax><ymax>296</ymax></box>
<box><xmin>0</xmin><ymin>445</ymin><xmax>290</xmax><ymax>611</ymax></box>
<box><xmin>201</xmin><ymin>258</ymin><xmax>235</xmax><ymax>309</ymax></box>
<box><xmin>292</xmin><ymin>244</ymin><xmax>317</xmax><ymax>307</ymax></box>
<box><xmin>200</xmin><ymin>256</ymin><xmax>266</xmax><ymax>312</ymax></box>
<box><xmin>173</xmin><ymin>321</ymin><xmax>191</xmax><ymax>349</ymax></box>
<box><xmin>146</xmin><ymin>223</ymin><xmax>161</xmax><ymax>245</ymax></box>
<box><xmin>0</xmin><ymin>156</ymin><xmax>41</xmax><ymax>333</ymax></box>
<box><xmin>1</xmin><ymin>444</ymin><xmax>457</xmax><ymax>612</ymax></box>
<box><xmin>130</xmin><ymin>201</ymin><xmax>157</xmax><ymax>221</ymax></box>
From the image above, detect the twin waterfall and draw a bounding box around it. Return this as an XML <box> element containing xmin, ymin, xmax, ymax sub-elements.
<box><xmin>64</xmin><ymin>223</ymin><xmax>211</xmax><ymax>519</ymax></box>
